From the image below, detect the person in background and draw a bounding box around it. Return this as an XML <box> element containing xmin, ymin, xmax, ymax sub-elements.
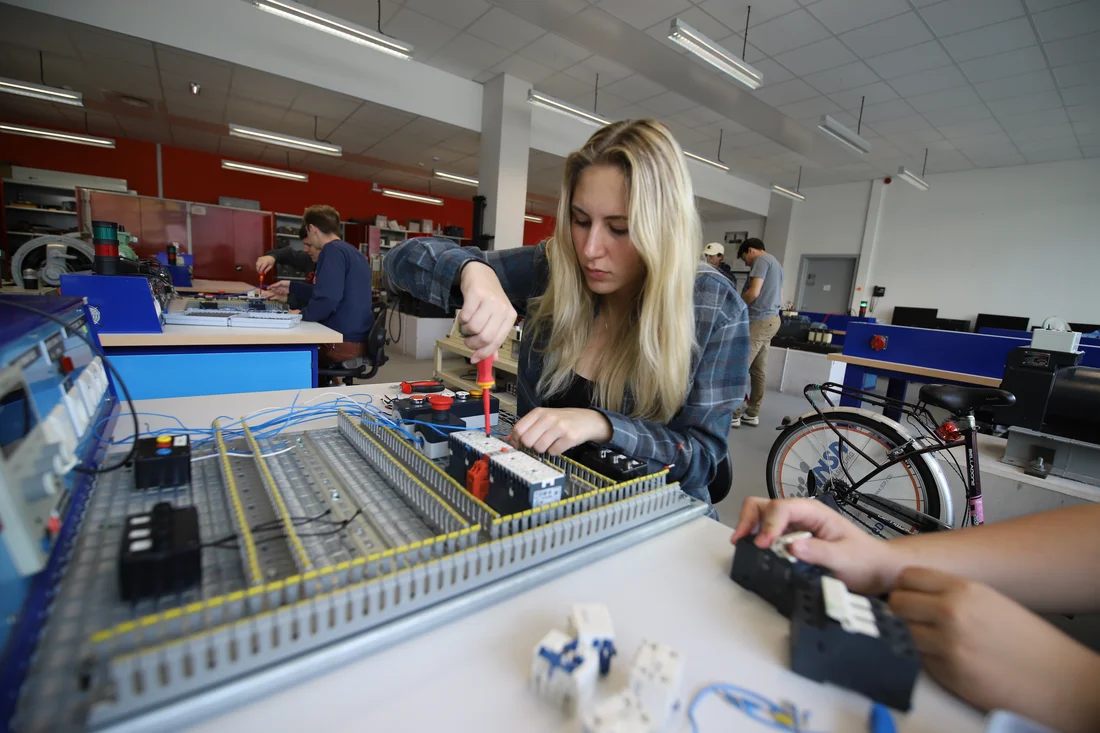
<box><xmin>731</xmin><ymin>237</ymin><xmax>782</xmax><ymax>428</ymax></box>
<box><xmin>384</xmin><ymin>119</ymin><xmax>749</xmax><ymax>508</ymax></box>
<box><xmin>256</xmin><ymin>226</ymin><xmax>315</xmax><ymax>309</ymax></box>
<box><xmin>703</xmin><ymin>242</ymin><xmax>737</xmax><ymax>289</ymax></box>
<box><xmin>731</xmin><ymin>497</ymin><xmax>1100</xmax><ymax>733</ymax></box>
<box><xmin>263</xmin><ymin>205</ymin><xmax>374</xmax><ymax>370</ymax></box>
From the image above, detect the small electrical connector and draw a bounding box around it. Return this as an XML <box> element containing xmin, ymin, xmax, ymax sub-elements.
<box><xmin>581</xmin><ymin>690</ymin><xmax>653</xmax><ymax>733</ymax></box>
<box><xmin>790</xmin><ymin>576</ymin><xmax>921</xmax><ymax>711</ymax></box>
<box><xmin>729</xmin><ymin>533</ymin><xmax>829</xmax><ymax>618</ymax></box>
<box><xmin>530</xmin><ymin>629</ymin><xmax>599</xmax><ymax>716</ymax></box>
<box><xmin>567</xmin><ymin>603</ymin><xmax>617</xmax><ymax>676</ymax></box>
<box><xmin>628</xmin><ymin>640</ymin><xmax>684</xmax><ymax>731</ymax></box>
<box><xmin>118</xmin><ymin>502</ymin><xmax>201</xmax><ymax>602</ymax></box>
<box><xmin>134</xmin><ymin>435</ymin><xmax>192</xmax><ymax>490</ymax></box>
<box><xmin>466</xmin><ymin>456</ymin><xmax>490</xmax><ymax>501</ymax></box>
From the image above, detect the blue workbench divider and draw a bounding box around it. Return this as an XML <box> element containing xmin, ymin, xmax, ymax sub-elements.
<box><xmin>843</xmin><ymin>323</ymin><xmax>1100</xmax><ymax>378</ymax></box>
<box><xmin>797</xmin><ymin>313</ymin><xmax>877</xmax><ymax>346</ymax></box>
<box><xmin>105</xmin><ymin>346</ymin><xmax>315</xmax><ymax>399</ymax></box>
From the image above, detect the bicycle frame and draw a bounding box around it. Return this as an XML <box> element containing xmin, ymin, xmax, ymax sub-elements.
<box><xmin>800</xmin><ymin>383</ymin><xmax>984</xmax><ymax>533</ymax></box>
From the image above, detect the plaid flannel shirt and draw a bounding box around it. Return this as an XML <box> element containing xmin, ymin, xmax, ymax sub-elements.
<box><xmin>384</xmin><ymin>237</ymin><xmax>750</xmax><ymax>504</ymax></box>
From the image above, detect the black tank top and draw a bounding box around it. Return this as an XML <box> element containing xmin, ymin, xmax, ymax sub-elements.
<box><xmin>545</xmin><ymin>372</ymin><xmax>594</xmax><ymax>409</ymax></box>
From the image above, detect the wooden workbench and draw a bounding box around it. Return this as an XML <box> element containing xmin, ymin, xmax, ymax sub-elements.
<box><xmin>99</xmin><ymin>321</ymin><xmax>340</xmax><ymax>348</ymax></box>
<box><xmin>175</xmin><ymin>279</ymin><xmax>254</xmax><ymax>294</ymax></box>
<box><xmin>827</xmin><ymin>353</ymin><xmax>1003</xmax><ymax>387</ymax></box>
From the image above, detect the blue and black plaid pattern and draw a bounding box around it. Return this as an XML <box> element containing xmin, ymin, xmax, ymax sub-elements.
<box><xmin>385</xmin><ymin>237</ymin><xmax>750</xmax><ymax>503</ymax></box>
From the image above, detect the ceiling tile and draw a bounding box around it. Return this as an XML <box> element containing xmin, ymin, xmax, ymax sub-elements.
<box><xmin>230</xmin><ymin>67</ymin><xmax>301</xmax><ymax>106</ymax></box>
<box><xmin>535</xmin><ymin>72</ymin><xmax>596</xmax><ymax>105</ymax></box>
<box><xmin>429</xmin><ymin>33</ymin><xmax>512</xmax><ymax>78</ymax></box>
<box><xmin>0</xmin><ymin>6</ymin><xmax>80</xmax><ymax>59</ymax></box>
<box><xmin>976</xmin><ymin>69</ymin><xmax>1056</xmax><ymax>101</ymax></box>
<box><xmin>804</xmin><ymin>61</ymin><xmax>880</xmax><ymax>94</ymax></box>
<box><xmin>669</xmin><ymin>105</ymin><xmax>726</xmax><ymax>127</ymax></box>
<box><xmin>856</xmin><ymin>98</ymin><xmax>916</xmax><ymax>123</ymax></box>
<box><xmin>465</xmin><ymin>8</ymin><xmax>545</xmax><ymax>52</ymax></box>
<box><xmin>327</xmin><ymin>121</ymin><xmax>389</xmax><ymax>153</ymax></box>
<box><xmin>919</xmin><ymin>0</ymin><xmax>1027</xmax><ymax>37</ymax></box>
<box><xmin>873</xmin><ymin>114</ymin><xmax>936</xmax><ymax>134</ymax></box>
<box><xmin>385</xmin><ymin>8</ymin><xmax>462</xmax><ymax>61</ymax></box>
<box><xmin>774</xmin><ymin>38</ymin><xmax>856</xmax><ymax>75</ymax></box>
<box><xmin>696</xmin><ymin>0</ymin><xmax>801</xmax><ymax>29</ymax></box>
<box><xmin>1000</xmin><ymin>106</ymin><xmax>1070</xmax><ymax>131</ymax></box>
<box><xmin>749</xmin><ymin>59</ymin><xmax>796</xmax><ymax>85</ymax></box>
<box><xmin>1062</xmin><ymin>85</ymin><xmax>1100</xmax><ymax>106</ymax></box>
<box><xmin>289</xmin><ymin>87</ymin><xmax>362</xmax><ymax>120</ymax></box>
<box><xmin>640</xmin><ymin>90</ymin><xmax>697</xmax><ymax>116</ymax></box>
<box><xmin>753</xmin><ymin>78</ymin><xmax>819</xmax><ymax>106</ymax></box>
<box><xmin>401</xmin><ymin>0</ymin><xmax>491</xmax><ymax>29</ymax></box>
<box><xmin>924</xmin><ymin>103</ymin><xmax>994</xmax><ymax>126</ymax></box>
<box><xmin>1066</xmin><ymin>102</ymin><xmax>1100</xmax><ymax>121</ymax></box>
<box><xmin>1015</xmin><ymin>134</ymin><xmax>1079</xmax><ymax>152</ymax></box>
<box><xmin>1007</xmin><ymin>120</ymin><xmax>1076</xmax><ymax>141</ymax></box>
<box><xmin>1025</xmin><ymin>0</ymin><xmax>1081</xmax><ymax>11</ymax></box>
<box><xmin>156</xmin><ymin>46</ymin><xmax>233</xmax><ymax>90</ymax></box>
<box><xmin>925</xmin><ymin>150</ymin><xmax>975</xmax><ymax>174</ymax></box>
<box><xmin>936</xmin><ymin>119</ymin><xmax>1004</xmax><ymax>139</ymax></box>
<box><xmin>866</xmin><ymin>41</ymin><xmax>953</xmax><ymax>79</ymax></box>
<box><xmin>837</xmin><ymin>12</ymin><xmax>933</xmax><ymax>59</ymax></box>
<box><xmin>965</xmin><ymin>148</ymin><xmax>1026</xmax><ymax>167</ymax></box>
<box><xmin>71</xmin><ymin>25</ymin><xmax>157</xmax><ymax>68</ymax></box>
<box><xmin>777</xmin><ymin>95</ymin><xmax>842</xmax><ymax>118</ymax></box>
<box><xmin>518</xmin><ymin>33</ymin><xmax>591</xmax><ymax>71</ymax></box>
<box><xmin>829</xmin><ymin>81</ymin><xmax>900</xmax><ymax>109</ymax></box>
<box><xmin>563</xmin><ymin>55</ymin><xmax>633</xmax><ymax>86</ymax></box>
<box><xmin>170</xmin><ymin>127</ymin><xmax>221</xmax><ymax>153</ymax></box>
<box><xmin>597</xmin><ymin>0</ymin><xmax>693</xmax><ymax>30</ymax></box>
<box><xmin>959</xmin><ymin>45</ymin><xmax>1048</xmax><ymax>83</ymax></box>
<box><xmin>225</xmin><ymin>97</ymin><xmax>285</xmax><ymax>128</ymax></box>
<box><xmin>908</xmin><ymin>84</ymin><xmax>983</xmax><ymax>112</ymax></box>
<box><xmin>349</xmin><ymin>101</ymin><xmax>417</xmax><ymax>132</ymax></box>
<box><xmin>742</xmin><ymin>9</ymin><xmax>831</xmax><ymax>56</ymax></box>
<box><xmin>889</xmin><ymin>66</ymin><xmax>970</xmax><ymax>97</ymax></box>
<box><xmin>165</xmin><ymin>100</ymin><xmax>225</xmax><ymax>125</ymax></box>
<box><xmin>806</xmin><ymin>0</ymin><xmax>908</xmax><ymax>34</ymax></box>
<box><xmin>489</xmin><ymin>53</ymin><xmax>556</xmax><ymax>84</ymax></box>
<box><xmin>947</xmin><ymin>130</ymin><xmax>1012</xmax><ymax>149</ymax></box>
<box><xmin>987</xmin><ymin>90</ymin><xmax>1064</xmax><ymax>115</ymax></box>
<box><xmin>1054</xmin><ymin>61</ymin><xmax>1100</xmax><ymax>88</ymax></box>
<box><xmin>940</xmin><ymin>17</ymin><xmax>1038</xmax><ymax>63</ymax></box>
<box><xmin>602</xmin><ymin>74</ymin><xmax>666</xmax><ymax>103</ymax></box>
<box><xmin>162</xmin><ymin>74</ymin><xmax>226</xmax><ymax>110</ymax></box>
<box><xmin>1023</xmin><ymin>147</ymin><xmax>1082</xmax><ymax>163</ymax></box>
<box><xmin>1085</xmin><ymin>146</ymin><xmax>1100</xmax><ymax>158</ymax></box>
<box><xmin>1044</xmin><ymin>30</ymin><xmax>1100</xmax><ymax>67</ymax></box>
<box><xmin>1073</xmin><ymin>119</ymin><xmax>1100</xmax><ymax>135</ymax></box>
<box><xmin>1032</xmin><ymin>1</ymin><xmax>1100</xmax><ymax>42</ymax></box>
<box><xmin>438</xmin><ymin>130</ymin><xmax>480</xmax><ymax>155</ymax></box>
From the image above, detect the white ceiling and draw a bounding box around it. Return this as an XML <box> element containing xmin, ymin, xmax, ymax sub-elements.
<box><xmin>1</xmin><ymin>0</ymin><xmax>1097</xmax><ymax>209</ymax></box>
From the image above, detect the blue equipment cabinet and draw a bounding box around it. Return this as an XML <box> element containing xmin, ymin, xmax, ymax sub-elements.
<box><xmin>59</xmin><ymin>273</ymin><xmax>165</xmax><ymax>334</ymax></box>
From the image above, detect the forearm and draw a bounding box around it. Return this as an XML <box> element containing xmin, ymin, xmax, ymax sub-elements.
<box><xmin>597</xmin><ymin>410</ymin><xmax>726</xmax><ymax>494</ymax></box>
<box><xmin>885</xmin><ymin>503</ymin><xmax>1100</xmax><ymax>613</ymax></box>
<box><xmin>384</xmin><ymin>237</ymin><xmax>480</xmax><ymax>311</ymax></box>
<box><xmin>741</xmin><ymin>290</ymin><xmax>757</xmax><ymax>304</ymax></box>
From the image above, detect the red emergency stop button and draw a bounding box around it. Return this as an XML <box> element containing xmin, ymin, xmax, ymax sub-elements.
<box><xmin>47</xmin><ymin>514</ymin><xmax>61</xmax><ymax>536</ymax></box>
<box><xmin>59</xmin><ymin>356</ymin><xmax>75</xmax><ymax>375</ymax></box>
<box><xmin>870</xmin><ymin>334</ymin><xmax>888</xmax><ymax>352</ymax></box>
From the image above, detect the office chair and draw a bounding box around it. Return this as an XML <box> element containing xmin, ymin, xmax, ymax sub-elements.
<box><xmin>708</xmin><ymin>451</ymin><xmax>733</xmax><ymax>505</ymax></box>
<box><xmin>318</xmin><ymin>301</ymin><xmax>389</xmax><ymax>386</ymax></box>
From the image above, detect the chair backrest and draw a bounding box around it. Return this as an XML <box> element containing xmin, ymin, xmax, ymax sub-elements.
<box><xmin>708</xmin><ymin>452</ymin><xmax>732</xmax><ymax>505</ymax></box>
<box><xmin>365</xmin><ymin>301</ymin><xmax>387</xmax><ymax>367</ymax></box>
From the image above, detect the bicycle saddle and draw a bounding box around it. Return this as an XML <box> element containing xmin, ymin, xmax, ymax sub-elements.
<box><xmin>919</xmin><ymin>384</ymin><xmax>1015</xmax><ymax>414</ymax></box>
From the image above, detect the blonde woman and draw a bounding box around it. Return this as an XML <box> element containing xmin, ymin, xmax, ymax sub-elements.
<box><xmin>385</xmin><ymin>120</ymin><xmax>749</xmax><ymax>506</ymax></box>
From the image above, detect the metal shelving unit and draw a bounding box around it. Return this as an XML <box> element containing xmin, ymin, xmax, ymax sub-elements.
<box><xmin>2</xmin><ymin>180</ymin><xmax>79</xmax><ymax>262</ymax></box>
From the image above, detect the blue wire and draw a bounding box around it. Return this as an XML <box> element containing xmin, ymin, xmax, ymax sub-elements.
<box><xmin>687</xmin><ymin>683</ymin><xmax>818</xmax><ymax>733</ymax></box>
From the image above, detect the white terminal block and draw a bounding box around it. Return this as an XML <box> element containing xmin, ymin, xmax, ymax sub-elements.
<box><xmin>567</xmin><ymin>603</ymin><xmax>616</xmax><ymax>675</ymax></box>
<box><xmin>60</xmin><ymin>383</ymin><xmax>90</xmax><ymax>437</ymax></box>
<box><xmin>450</xmin><ymin>430</ymin><xmax>511</xmax><ymax>455</ymax></box>
<box><xmin>821</xmin><ymin>575</ymin><xmax>880</xmax><ymax>637</ymax></box>
<box><xmin>489</xmin><ymin>450</ymin><xmax>564</xmax><ymax>507</ymax></box>
<box><xmin>530</xmin><ymin>629</ymin><xmax>599</xmax><ymax>716</ymax></box>
<box><xmin>581</xmin><ymin>690</ymin><xmax>653</xmax><ymax>733</ymax></box>
<box><xmin>628</xmin><ymin>640</ymin><xmax>685</xmax><ymax>731</ymax></box>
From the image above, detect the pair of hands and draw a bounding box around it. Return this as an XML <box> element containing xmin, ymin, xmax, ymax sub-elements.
<box><xmin>733</xmin><ymin>498</ymin><xmax>1100</xmax><ymax>732</ymax></box>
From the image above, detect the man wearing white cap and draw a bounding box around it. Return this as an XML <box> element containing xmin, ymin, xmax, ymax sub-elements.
<box><xmin>703</xmin><ymin>242</ymin><xmax>737</xmax><ymax>289</ymax></box>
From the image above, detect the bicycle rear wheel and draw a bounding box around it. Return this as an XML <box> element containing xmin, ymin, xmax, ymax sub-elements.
<box><xmin>766</xmin><ymin>410</ymin><xmax>945</xmax><ymax>537</ymax></box>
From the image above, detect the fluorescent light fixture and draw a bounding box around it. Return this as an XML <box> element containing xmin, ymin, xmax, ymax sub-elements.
<box><xmin>0</xmin><ymin>76</ymin><xmax>83</xmax><ymax>107</ymax></box>
<box><xmin>668</xmin><ymin>18</ymin><xmax>762</xmax><ymax>91</ymax></box>
<box><xmin>770</xmin><ymin>184</ymin><xmax>805</xmax><ymax>202</ymax></box>
<box><xmin>527</xmin><ymin>90</ymin><xmax>610</xmax><ymax>127</ymax></box>
<box><xmin>221</xmin><ymin>159</ymin><xmax>308</xmax><ymax>181</ymax></box>
<box><xmin>249</xmin><ymin>0</ymin><xmax>413</xmax><ymax>59</ymax></box>
<box><xmin>0</xmin><ymin>122</ymin><xmax>114</xmax><ymax>148</ymax></box>
<box><xmin>817</xmin><ymin>114</ymin><xmax>870</xmax><ymax>155</ymax></box>
<box><xmin>896</xmin><ymin>166</ymin><xmax>929</xmax><ymax>191</ymax></box>
<box><xmin>684</xmin><ymin>150</ymin><xmax>730</xmax><ymax>172</ymax></box>
<box><xmin>433</xmin><ymin>169</ymin><xmax>479</xmax><ymax>187</ymax></box>
<box><xmin>228</xmin><ymin>123</ymin><xmax>342</xmax><ymax>156</ymax></box>
<box><xmin>524</xmin><ymin>214</ymin><xmax>544</xmax><ymax>223</ymax></box>
<box><xmin>381</xmin><ymin>188</ymin><xmax>443</xmax><ymax>206</ymax></box>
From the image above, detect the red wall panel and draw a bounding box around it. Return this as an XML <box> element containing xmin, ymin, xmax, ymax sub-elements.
<box><xmin>0</xmin><ymin>135</ymin><xmax>159</xmax><ymax>195</ymax></box>
<box><xmin>523</xmin><ymin>216</ymin><xmax>557</xmax><ymax>246</ymax></box>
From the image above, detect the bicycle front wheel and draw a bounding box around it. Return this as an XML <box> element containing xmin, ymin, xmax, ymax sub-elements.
<box><xmin>766</xmin><ymin>410</ymin><xmax>944</xmax><ymax>536</ymax></box>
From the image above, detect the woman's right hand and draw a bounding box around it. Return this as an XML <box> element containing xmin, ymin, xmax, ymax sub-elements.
<box><xmin>730</xmin><ymin>497</ymin><xmax>903</xmax><ymax>595</ymax></box>
<box><xmin>458</xmin><ymin>262</ymin><xmax>517</xmax><ymax>363</ymax></box>
<box><xmin>256</xmin><ymin>255</ymin><xmax>276</xmax><ymax>274</ymax></box>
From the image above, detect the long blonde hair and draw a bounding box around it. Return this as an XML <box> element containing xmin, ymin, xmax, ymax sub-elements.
<box><xmin>528</xmin><ymin>120</ymin><xmax>700</xmax><ymax>423</ymax></box>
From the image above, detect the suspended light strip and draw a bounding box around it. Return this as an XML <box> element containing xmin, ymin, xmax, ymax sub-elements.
<box><xmin>0</xmin><ymin>122</ymin><xmax>114</xmax><ymax>148</ymax></box>
<box><xmin>228</xmin><ymin>123</ymin><xmax>342</xmax><ymax>156</ymax></box>
<box><xmin>249</xmin><ymin>0</ymin><xmax>413</xmax><ymax>59</ymax></box>
<box><xmin>527</xmin><ymin>90</ymin><xmax>610</xmax><ymax>127</ymax></box>
<box><xmin>0</xmin><ymin>76</ymin><xmax>83</xmax><ymax>107</ymax></box>
<box><xmin>770</xmin><ymin>184</ymin><xmax>805</xmax><ymax>202</ymax></box>
<box><xmin>222</xmin><ymin>159</ymin><xmax>308</xmax><ymax>181</ymax></box>
<box><xmin>896</xmin><ymin>166</ymin><xmax>929</xmax><ymax>191</ymax></box>
<box><xmin>668</xmin><ymin>18</ymin><xmax>762</xmax><ymax>91</ymax></box>
<box><xmin>524</xmin><ymin>214</ymin><xmax>544</xmax><ymax>223</ymax></box>
<box><xmin>684</xmin><ymin>150</ymin><xmax>730</xmax><ymax>172</ymax></box>
<box><xmin>382</xmin><ymin>188</ymin><xmax>443</xmax><ymax>205</ymax></box>
<box><xmin>433</xmin><ymin>169</ymin><xmax>479</xmax><ymax>187</ymax></box>
<box><xmin>817</xmin><ymin>114</ymin><xmax>870</xmax><ymax>155</ymax></box>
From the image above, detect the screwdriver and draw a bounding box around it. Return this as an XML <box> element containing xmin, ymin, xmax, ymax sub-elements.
<box><xmin>476</xmin><ymin>356</ymin><xmax>495</xmax><ymax>436</ymax></box>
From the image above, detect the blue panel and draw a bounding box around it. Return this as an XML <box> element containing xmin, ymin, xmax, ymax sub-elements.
<box><xmin>59</xmin><ymin>273</ymin><xmax>163</xmax><ymax>334</ymax></box>
<box><xmin>166</xmin><ymin>265</ymin><xmax>192</xmax><ymax>287</ymax></box>
<box><xmin>105</xmin><ymin>347</ymin><xmax>314</xmax><ymax>399</ymax></box>
<box><xmin>799</xmin><ymin>313</ymin><xmax>877</xmax><ymax>346</ymax></box>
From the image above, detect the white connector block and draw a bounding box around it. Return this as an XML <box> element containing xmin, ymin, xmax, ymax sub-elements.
<box><xmin>567</xmin><ymin>603</ymin><xmax>617</xmax><ymax>675</ymax></box>
<box><xmin>581</xmin><ymin>690</ymin><xmax>653</xmax><ymax>733</ymax></box>
<box><xmin>531</xmin><ymin>629</ymin><xmax>599</xmax><ymax>716</ymax></box>
<box><xmin>628</xmin><ymin>640</ymin><xmax>685</xmax><ymax>731</ymax></box>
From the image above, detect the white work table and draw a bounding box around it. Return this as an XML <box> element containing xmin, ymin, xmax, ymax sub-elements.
<box><xmin>98</xmin><ymin>320</ymin><xmax>341</xmax><ymax>348</ymax></box>
<box><xmin>174</xmin><ymin>279</ymin><xmax>255</xmax><ymax>294</ymax></box>
<box><xmin>119</xmin><ymin>386</ymin><xmax>983</xmax><ymax>733</ymax></box>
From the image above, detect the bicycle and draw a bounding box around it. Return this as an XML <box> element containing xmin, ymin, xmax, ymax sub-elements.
<box><xmin>765</xmin><ymin>382</ymin><xmax>1016</xmax><ymax>536</ymax></box>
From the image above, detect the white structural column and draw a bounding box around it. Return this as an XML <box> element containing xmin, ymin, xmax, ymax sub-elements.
<box><xmin>478</xmin><ymin>74</ymin><xmax>532</xmax><ymax>251</ymax></box>
<box><xmin>851</xmin><ymin>179</ymin><xmax>886</xmax><ymax>310</ymax></box>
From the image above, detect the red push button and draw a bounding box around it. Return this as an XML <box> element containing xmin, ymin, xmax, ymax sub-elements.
<box><xmin>47</xmin><ymin>515</ymin><xmax>61</xmax><ymax>536</ymax></box>
<box><xmin>59</xmin><ymin>356</ymin><xmax>75</xmax><ymax>375</ymax></box>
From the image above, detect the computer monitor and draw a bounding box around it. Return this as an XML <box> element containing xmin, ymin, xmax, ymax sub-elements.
<box><xmin>1068</xmin><ymin>322</ymin><xmax>1100</xmax><ymax>334</ymax></box>
<box><xmin>974</xmin><ymin>313</ymin><xmax>1030</xmax><ymax>333</ymax></box>
<box><xmin>891</xmin><ymin>306</ymin><xmax>939</xmax><ymax>329</ymax></box>
<box><xmin>935</xmin><ymin>318</ymin><xmax>972</xmax><ymax>332</ymax></box>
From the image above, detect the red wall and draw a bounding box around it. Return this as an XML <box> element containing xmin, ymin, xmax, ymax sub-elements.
<box><xmin>0</xmin><ymin>134</ymin><xmax>161</xmax><ymax>196</ymax></box>
<box><xmin>522</xmin><ymin>215</ymin><xmax>556</xmax><ymax>246</ymax></box>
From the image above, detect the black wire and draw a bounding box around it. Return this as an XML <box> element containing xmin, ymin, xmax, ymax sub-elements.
<box><xmin>209</xmin><ymin>509</ymin><xmax>364</xmax><ymax>550</ymax></box>
<box><xmin>0</xmin><ymin>299</ymin><xmax>139</xmax><ymax>473</ymax></box>
<box><xmin>202</xmin><ymin>509</ymin><xmax>362</xmax><ymax>550</ymax></box>
<box><xmin>387</xmin><ymin>303</ymin><xmax>402</xmax><ymax>344</ymax></box>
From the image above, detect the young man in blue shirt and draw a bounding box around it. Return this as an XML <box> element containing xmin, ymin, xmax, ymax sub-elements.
<box><xmin>264</xmin><ymin>205</ymin><xmax>374</xmax><ymax>370</ymax></box>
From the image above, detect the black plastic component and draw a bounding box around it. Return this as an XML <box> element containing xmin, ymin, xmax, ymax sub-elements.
<box><xmin>134</xmin><ymin>436</ymin><xmax>192</xmax><ymax>490</ymax></box>
<box><xmin>118</xmin><ymin>502</ymin><xmax>202</xmax><ymax>602</ymax></box>
<box><xmin>415</xmin><ymin>410</ymin><xmax>465</xmax><ymax>449</ymax></box>
<box><xmin>729</xmin><ymin>536</ymin><xmax>828</xmax><ymax>618</ymax></box>
<box><xmin>448</xmin><ymin>393</ymin><xmax>500</xmax><ymax>426</ymax></box>
<box><xmin>789</xmin><ymin>584</ymin><xmax>920</xmax><ymax>711</ymax></box>
<box><xmin>199</xmin><ymin>300</ymin><xmax>218</xmax><ymax>310</ymax></box>
<box><xmin>564</xmin><ymin>442</ymin><xmax>649</xmax><ymax>482</ymax></box>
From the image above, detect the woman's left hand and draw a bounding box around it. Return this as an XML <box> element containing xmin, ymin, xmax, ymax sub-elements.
<box><xmin>510</xmin><ymin>408</ymin><xmax>612</xmax><ymax>455</ymax></box>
